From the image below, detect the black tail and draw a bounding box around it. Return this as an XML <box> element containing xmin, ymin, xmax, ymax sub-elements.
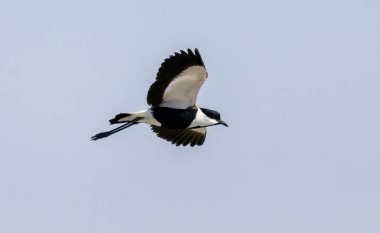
<box><xmin>109</xmin><ymin>113</ymin><xmax>131</xmax><ymax>125</ymax></box>
<box><xmin>91</xmin><ymin>122</ymin><xmax>138</xmax><ymax>141</ymax></box>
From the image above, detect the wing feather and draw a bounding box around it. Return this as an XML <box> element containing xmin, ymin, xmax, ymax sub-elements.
<box><xmin>147</xmin><ymin>49</ymin><xmax>207</xmax><ymax>109</ymax></box>
<box><xmin>151</xmin><ymin>126</ymin><xmax>207</xmax><ymax>147</ymax></box>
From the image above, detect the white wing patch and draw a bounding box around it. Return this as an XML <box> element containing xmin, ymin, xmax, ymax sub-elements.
<box><xmin>159</xmin><ymin>66</ymin><xmax>207</xmax><ymax>109</ymax></box>
<box><xmin>190</xmin><ymin>127</ymin><xmax>207</xmax><ymax>135</ymax></box>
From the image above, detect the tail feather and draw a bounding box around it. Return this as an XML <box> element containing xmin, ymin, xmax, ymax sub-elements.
<box><xmin>109</xmin><ymin>110</ymin><xmax>148</xmax><ymax>125</ymax></box>
<box><xmin>109</xmin><ymin>113</ymin><xmax>131</xmax><ymax>124</ymax></box>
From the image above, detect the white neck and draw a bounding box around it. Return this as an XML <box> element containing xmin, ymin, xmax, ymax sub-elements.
<box><xmin>188</xmin><ymin>108</ymin><xmax>218</xmax><ymax>128</ymax></box>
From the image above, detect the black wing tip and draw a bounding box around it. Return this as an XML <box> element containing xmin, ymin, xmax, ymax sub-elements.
<box><xmin>193</xmin><ymin>48</ymin><xmax>204</xmax><ymax>66</ymax></box>
<box><xmin>186</xmin><ymin>48</ymin><xmax>195</xmax><ymax>57</ymax></box>
<box><xmin>172</xmin><ymin>48</ymin><xmax>201</xmax><ymax>57</ymax></box>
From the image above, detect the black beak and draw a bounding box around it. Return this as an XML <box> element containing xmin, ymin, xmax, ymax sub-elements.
<box><xmin>218</xmin><ymin>120</ymin><xmax>229</xmax><ymax>127</ymax></box>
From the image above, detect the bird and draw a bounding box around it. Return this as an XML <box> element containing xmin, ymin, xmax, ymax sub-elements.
<box><xmin>91</xmin><ymin>48</ymin><xmax>228</xmax><ymax>146</ymax></box>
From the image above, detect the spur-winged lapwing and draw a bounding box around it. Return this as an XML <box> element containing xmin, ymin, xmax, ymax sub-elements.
<box><xmin>91</xmin><ymin>48</ymin><xmax>228</xmax><ymax>146</ymax></box>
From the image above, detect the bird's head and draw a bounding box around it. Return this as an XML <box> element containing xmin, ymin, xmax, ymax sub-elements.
<box><xmin>200</xmin><ymin>108</ymin><xmax>228</xmax><ymax>127</ymax></box>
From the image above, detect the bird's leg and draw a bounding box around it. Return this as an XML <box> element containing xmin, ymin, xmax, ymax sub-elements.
<box><xmin>91</xmin><ymin>122</ymin><xmax>139</xmax><ymax>141</ymax></box>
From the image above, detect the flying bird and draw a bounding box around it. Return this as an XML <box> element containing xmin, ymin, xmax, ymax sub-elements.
<box><xmin>91</xmin><ymin>48</ymin><xmax>228</xmax><ymax>146</ymax></box>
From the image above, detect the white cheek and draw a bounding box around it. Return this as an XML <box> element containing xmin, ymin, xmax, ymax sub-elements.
<box><xmin>188</xmin><ymin>109</ymin><xmax>217</xmax><ymax>128</ymax></box>
<box><xmin>209</xmin><ymin>119</ymin><xmax>218</xmax><ymax>125</ymax></box>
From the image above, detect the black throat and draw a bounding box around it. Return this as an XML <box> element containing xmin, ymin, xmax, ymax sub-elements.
<box><xmin>152</xmin><ymin>107</ymin><xmax>198</xmax><ymax>129</ymax></box>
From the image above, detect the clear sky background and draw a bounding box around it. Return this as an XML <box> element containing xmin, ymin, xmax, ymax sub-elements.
<box><xmin>1</xmin><ymin>1</ymin><xmax>379</xmax><ymax>233</ymax></box>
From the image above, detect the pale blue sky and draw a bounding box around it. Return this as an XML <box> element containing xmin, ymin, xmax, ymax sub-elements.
<box><xmin>1</xmin><ymin>1</ymin><xmax>380</xmax><ymax>233</ymax></box>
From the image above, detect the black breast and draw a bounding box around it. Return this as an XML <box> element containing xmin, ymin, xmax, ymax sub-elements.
<box><xmin>152</xmin><ymin>107</ymin><xmax>198</xmax><ymax>129</ymax></box>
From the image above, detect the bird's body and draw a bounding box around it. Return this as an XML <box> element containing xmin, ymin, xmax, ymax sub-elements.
<box><xmin>112</xmin><ymin>107</ymin><xmax>220</xmax><ymax>129</ymax></box>
<box><xmin>92</xmin><ymin>48</ymin><xmax>227</xmax><ymax>146</ymax></box>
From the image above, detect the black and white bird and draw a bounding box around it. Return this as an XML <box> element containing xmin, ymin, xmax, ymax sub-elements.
<box><xmin>91</xmin><ymin>48</ymin><xmax>228</xmax><ymax>146</ymax></box>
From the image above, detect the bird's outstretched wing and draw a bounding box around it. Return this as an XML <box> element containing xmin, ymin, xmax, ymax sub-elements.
<box><xmin>147</xmin><ymin>48</ymin><xmax>207</xmax><ymax>109</ymax></box>
<box><xmin>151</xmin><ymin>126</ymin><xmax>207</xmax><ymax>147</ymax></box>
